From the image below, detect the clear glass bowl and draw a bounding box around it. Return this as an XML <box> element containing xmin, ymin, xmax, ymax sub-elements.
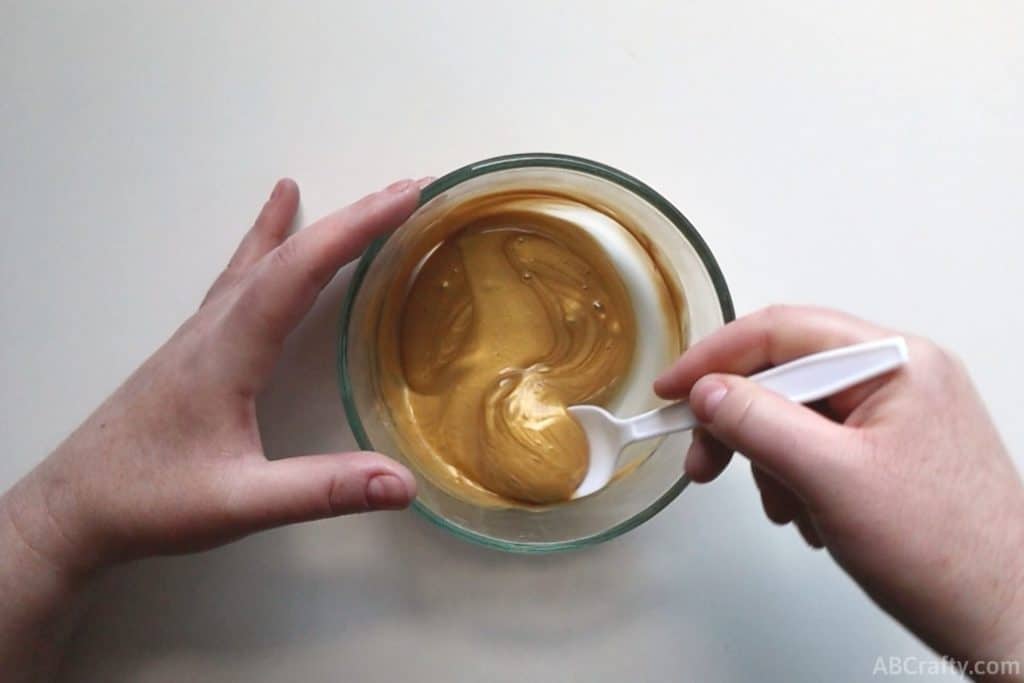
<box><xmin>339</xmin><ymin>153</ymin><xmax>734</xmax><ymax>553</ymax></box>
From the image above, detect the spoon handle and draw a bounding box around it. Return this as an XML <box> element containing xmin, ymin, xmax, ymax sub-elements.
<box><xmin>748</xmin><ymin>336</ymin><xmax>908</xmax><ymax>404</ymax></box>
<box><xmin>626</xmin><ymin>336</ymin><xmax>909</xmax><ymax>443</ymax></box>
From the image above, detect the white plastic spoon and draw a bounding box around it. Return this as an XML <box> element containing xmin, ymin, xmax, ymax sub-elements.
<box><xmin>569</xmin><ymin>336</ymin><xmax>909</xmax><ymax>499</ymax></box>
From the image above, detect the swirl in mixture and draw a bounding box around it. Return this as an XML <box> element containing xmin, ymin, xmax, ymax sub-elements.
<box><xmin>390</xmin><ymin>212</ymin><xmax>636</xmax><ymax>505</ymax></box>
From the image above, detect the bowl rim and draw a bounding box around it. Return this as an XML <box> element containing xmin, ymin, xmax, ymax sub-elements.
<box><xmin>338</xmin><ymin>152</ymin><xmax>735</xmax><ymax>553</ymax></box>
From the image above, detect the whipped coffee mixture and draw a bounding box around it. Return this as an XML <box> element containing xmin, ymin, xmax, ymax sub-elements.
<box><xmin>376</xmin><ymin>191</ymin><xmax>682</xmax><ymax>507</ymax></box>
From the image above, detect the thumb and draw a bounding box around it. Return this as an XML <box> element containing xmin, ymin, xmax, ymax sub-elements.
<box><xmin>225</xmin><ymin>452</ymin><xmax>417</xmax><ymax>533</ymax></box>
<box><xmin>688</xmin><ymin>374</ymin><xmax>852</xmax><ymax>499</ymax></box>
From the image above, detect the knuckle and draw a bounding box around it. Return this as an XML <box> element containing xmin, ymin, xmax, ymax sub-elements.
<box><xmin>908</xmin><ymin>336</ymin><xmax>950</xmax><ymax>368</ymax></box>
<box><xmin>759</xmin><ymin>303</ymin><xmax>812</xmax><ymax>327</ymax></box>
<box><xmin>758</xmin><ymin>303</ymin><xmax>791</xmax><ymax>329</ymax></box>
<box><xmin>907</xmin><ymin>336</ymin><xmax>966</xmax><ymax>386</ymax></box>
<box><xmin>229</xmin><ymin>277</ymin><xmax>260</xmax><ymax>317</ymax></box>
<box><xmin>270</xmin><ymin>237</ymin><xmax>323</xmax><ymax>292</ymax></box>
<box><xmin>761</xmin><ymin>303</ymin><xmax>796</xmax><ymax>320</ymax></box>
<box><xmin>326</xmin><ymin>470</ymin><xmax>368</xmax><ymax>515</ymax></box>
<box><xmin>718</xmin><ymin>386</ymin><xmax>757</xmax><ymax>435</ymax></box>
<box><xmin>224</xmin><ymin>278</ymin><xmax>276</xmax><ymax>340</ymax></box>
<box><xmin>270</xmin><ymin>235</ymin><xmax>302</xmax><ymax>271</ymax></box>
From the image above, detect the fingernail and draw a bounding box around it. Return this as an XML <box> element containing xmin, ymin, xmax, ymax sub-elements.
<box><xmin>366</xmin><ymin>474</ymin><xmax>410</xmax><ymax>509</ymax></box>
<box><xmin>694</xmin><ymin>379</ymin><xmax>728</xmax><ymax>419</ymax></box>
<box><xmin>385</xmin><ymin>178</ymin><xmax>415</xmax><ymax>193</ymax></box>
<box><xmin>416</xmin><ymin>176</ymin><xmax>436</xmax><ymax>189</ymax></box>
<box><xmin>270</xmin><ymin>179</ymin><xmax>284</xmax><ymax>200</ymax></box>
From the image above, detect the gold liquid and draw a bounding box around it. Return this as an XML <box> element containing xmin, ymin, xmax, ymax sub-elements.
<box><xmin>376</xmin><ymin>191</ymin><xmax>681</xmax><ymax>507</ymax></box>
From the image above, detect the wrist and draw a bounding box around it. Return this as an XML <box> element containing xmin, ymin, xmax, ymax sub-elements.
<box><xmin>986</xmin><ymin>581</ymin><xmax>1024</xmax><ymax>679</ymax></box>
<box><xmin>0</xmin><ymin>481</ymin><xmax>99</xmax><ymax>681</ymax></box>
<box><xmin>968</xmin><ymin>506</ymin><xmax>1024</xmax><ymax>679</ymax></box>
<box><xmin>1</xmin><ymin>457</ymin><xmax>108</xmax><ymax>581</ymax></box>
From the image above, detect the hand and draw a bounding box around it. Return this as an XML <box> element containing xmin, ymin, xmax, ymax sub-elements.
<box><xmin>2</xmin><ymin>177</ymin><xmax>425</xmax><ymax>579</ymax></box>
<box><xmin>655</xmin><ymin>306</ymin><xmax>1024</xmax><ymax>671</ymax></box>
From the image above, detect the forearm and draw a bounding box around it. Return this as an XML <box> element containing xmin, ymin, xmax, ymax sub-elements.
<box><xmin>0</xmin><ymin>475</ymin><xmax>96</xmax><ymax>682</ymax></box>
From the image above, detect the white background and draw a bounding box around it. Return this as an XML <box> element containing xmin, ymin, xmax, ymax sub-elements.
<box><xmin>2</xmin><ymin>1</ymin><xmax>1022</xmax><ymax>681</ymax></box>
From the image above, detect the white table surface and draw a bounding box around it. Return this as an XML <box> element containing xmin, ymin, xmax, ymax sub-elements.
<box><xmin>2</xmin><ymin>2</ymin><xmax>1022</xmax><ymax>681</ymax></box>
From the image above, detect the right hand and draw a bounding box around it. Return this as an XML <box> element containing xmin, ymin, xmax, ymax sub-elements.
<box><xmin>655</xmin><ymin>306</ymin><xmax>1024</xmax><ymax>672</ymax></box>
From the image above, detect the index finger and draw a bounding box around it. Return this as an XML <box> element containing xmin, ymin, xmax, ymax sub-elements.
<box><xmin>654</xmin><ymin>305</ymin><xmax>893</xmax><ymax>398</ymax></box>
<box><xmin>232</xmin><ymin>178</ymin><xmax>422</xmax><ymax>345</ymax></box>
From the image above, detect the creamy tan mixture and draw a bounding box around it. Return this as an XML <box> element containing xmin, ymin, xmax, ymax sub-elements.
<box><xmin>376</xmin><ymin>191</ymin><xmax>680</xmax><ymax>507</ymax></box>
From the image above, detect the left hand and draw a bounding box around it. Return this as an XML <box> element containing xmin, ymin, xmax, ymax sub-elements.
<box><xmin>2</xmin><ymin>177</ymin><xmax>424</xmax><ymax>578</ymax></box>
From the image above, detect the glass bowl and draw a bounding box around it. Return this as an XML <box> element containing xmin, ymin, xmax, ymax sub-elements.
<box><xmin>339</xmin><ymin>153</ymin><xmax>733</xmax><ymax>553</ymax></box>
